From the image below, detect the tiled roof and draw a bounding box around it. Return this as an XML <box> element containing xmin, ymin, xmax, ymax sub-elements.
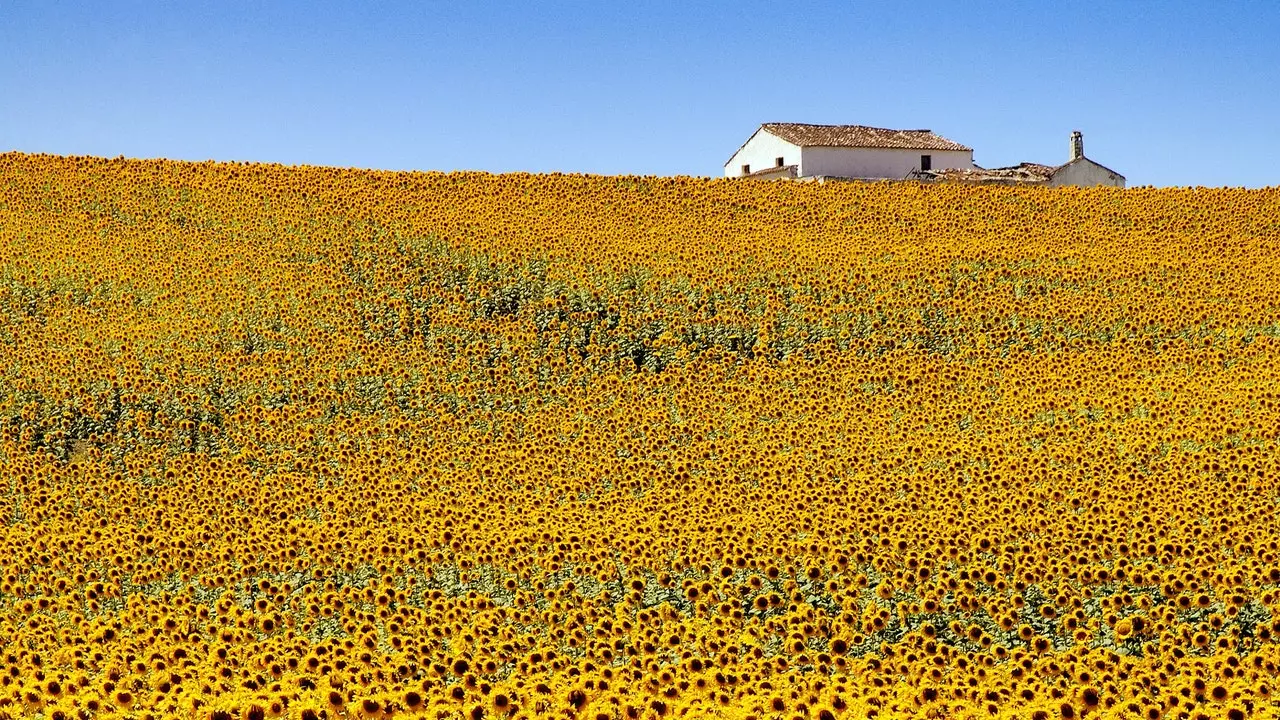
<box><xmin>761</xmin><ymin>123</ymin><xmax>972</xmax><ymax>152</ymax></box>
<box><xmin>744</xmin><ymin>164</ymin><xmax>798</xmax><ymax>179</ymax></box>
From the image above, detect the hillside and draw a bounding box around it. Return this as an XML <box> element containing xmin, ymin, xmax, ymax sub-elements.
<box><xmin>3</xmin><ymin>153</ymin><xmax>1280</xmax><ymax>719</ymax></box>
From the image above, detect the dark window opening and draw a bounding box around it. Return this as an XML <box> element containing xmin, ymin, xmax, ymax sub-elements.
<box><xmin>776</xmin><ymin>157</ymin><xmax>785</xmax><ymax>167</ymax></box>
<box><xmin>920</xmin><ymin>154</ymin><xmax>932</xmax><ymax>171</ymax></box>
<box><xmin>741</xmin><ymin>164</ymin><xmax>750</xmax><ymax>175</ymax></box>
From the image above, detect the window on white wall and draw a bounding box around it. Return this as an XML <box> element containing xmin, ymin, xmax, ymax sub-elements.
<box><xmin>920</xmin><ymin>155</ymin><xmax>932</xmax><ymax>171</ymax></box>
<box><xmin>775</xmin><ymin>157</ymin><xmax>785</xmax><ymax>167</ymax></box>
<box><xmin>741</xmin><ymin>164</ymin><xmax>750</xmax><ymax>175</ymax></box>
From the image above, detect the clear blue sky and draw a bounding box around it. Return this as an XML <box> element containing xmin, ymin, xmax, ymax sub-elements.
<box><xmin>2</xmin><ymin>1</ymin><xmax>1277</xmax><ymax>186</ymax></box>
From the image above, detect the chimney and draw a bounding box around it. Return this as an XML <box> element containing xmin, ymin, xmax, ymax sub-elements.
<box><xmin>1069</xmin><ymin>131</ymin><xmax>1084</xmax><ymax>161</ymax></box>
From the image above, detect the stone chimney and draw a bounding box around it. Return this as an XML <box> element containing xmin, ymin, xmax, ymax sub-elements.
<box><xmin>1069</xmin><ymin>131</ymin><xmax>1084</xmax><ymax>161</ymax></box>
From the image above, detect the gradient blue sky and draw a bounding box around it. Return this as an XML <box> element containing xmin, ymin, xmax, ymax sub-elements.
<box><xmin>2</xmin><ymin>2</ymin><xmax>1277</xmax><ymax>186</ymax></box>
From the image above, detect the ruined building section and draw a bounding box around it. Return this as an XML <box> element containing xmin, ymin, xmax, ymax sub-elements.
<box><xmin>923</xmin><ymin>131</ymin><xmax>1125</xmax><ymax>188</ymax></box>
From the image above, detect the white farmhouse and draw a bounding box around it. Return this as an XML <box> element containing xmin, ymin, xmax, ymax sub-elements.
<box><xmin>725</xmin><ymin>122</ymin><xmax>974</xmax><ymax>180</ymax></box>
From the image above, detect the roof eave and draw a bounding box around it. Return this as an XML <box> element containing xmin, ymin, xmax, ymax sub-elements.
<box><xmin>744</xmin><ymin>164</ymin><xmax>798</xmax><ymax>178</ymax></box>
<box><xmin>1050</xmin><ymin>156</ymin><xmax>1126</xmax><ymax>180</ymax></box>
<box><xmin>796</xmin><ymin>142</ymin><xmax>972</xmax><ymax>153</ymax></box>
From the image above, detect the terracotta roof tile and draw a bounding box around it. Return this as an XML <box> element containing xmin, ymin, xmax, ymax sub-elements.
<box><xmin>761</xmin><ymin>123</ymin><xmax>971</xmax><ymax>152</ymax></box>
<box><xmin>744</xmin><ymin>164</ymin><xmax>798</xmax><ymax>179</ymax></box>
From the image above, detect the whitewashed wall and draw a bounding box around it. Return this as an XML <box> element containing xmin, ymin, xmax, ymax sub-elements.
<box><xmin>724</xmin><ymin>131</ymin><xmax>800</xmax><ymax>177</ymax></box>
<box><xmin>800</xmin><ymin>147</ymin><xmax>974</xmax><ymax>179</ymax></box>
<box><xmin>1048</xmin><ymin>158</ymin><xmax>1125</xmax><ymax>188</ymax></box>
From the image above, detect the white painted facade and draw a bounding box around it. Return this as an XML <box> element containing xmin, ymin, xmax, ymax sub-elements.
<box><xmin>799</xmin><ymin>146</ymin><xmax>974</xmax><ymax>180</ymax></box>
<box><xmin>1047</xmin><ymin>157</ymin><xmax>1125</xmax><ymax>188</ymax></box>
<box><xmin>724</xmin><ymin>129</ymin><xmax>799</xmax><ymax>178</ymax></box>
<box><xmin>725</xmin><ymin>127</ymin><xmax>974</xmax><ymax>180</ymax></box>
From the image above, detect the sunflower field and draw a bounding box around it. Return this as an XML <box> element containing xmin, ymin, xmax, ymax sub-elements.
<box><xmin>2</xmin><ymin>152</ymin><xmax>1280</xmax><ymax>720</ymax></box>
